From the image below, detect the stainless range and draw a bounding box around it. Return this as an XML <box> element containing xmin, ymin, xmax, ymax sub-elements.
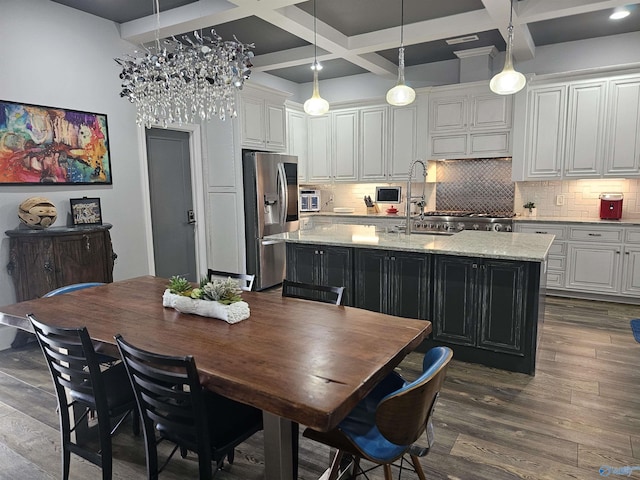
<box><xmin>410</xmin><ymin>211</ymin><xmax>514</xmax><ymax>235</ymax></box>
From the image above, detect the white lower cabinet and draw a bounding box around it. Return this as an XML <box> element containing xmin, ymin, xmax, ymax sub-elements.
<box><xmin>515</xmin><ymin>223</ymin><xmax>566</xmax><ymax>288</ymax></box>
<box><xmin>566</xmin><ymin>243</ymin><xmax>621</xmax><ymax>293</ymax></box>
<box><xmin>622</xmin><ymin>246</ymin><xmax>640</xmax><ymax>295</ymax></box>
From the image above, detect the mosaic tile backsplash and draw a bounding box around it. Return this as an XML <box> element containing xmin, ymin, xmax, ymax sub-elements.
<box><xmin>435</xmin><ymin>158</ymin><xmax>514</xmax><ymax>214</ymax></box>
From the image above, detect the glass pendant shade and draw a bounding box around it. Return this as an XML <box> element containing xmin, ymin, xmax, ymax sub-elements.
<box><xmin>387</xmin><ymin>47</ymin><xmax>416</xmax><ymax>106</ymax></box>
<box><xmin>304</xmin><ymin>69</ymin><xmax>330</xmax><ymax>116</ymax></box>
<box><xmin>490</xmin><ymin>0</ymin><xmax>526</xmax><ymax>96</ymax></box>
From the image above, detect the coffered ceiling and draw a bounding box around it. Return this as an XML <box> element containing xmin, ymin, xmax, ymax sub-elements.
<box><xmin>52</xmin><ymin>0</ymin><xmax>640</xmax><ymax>83</ymax></box>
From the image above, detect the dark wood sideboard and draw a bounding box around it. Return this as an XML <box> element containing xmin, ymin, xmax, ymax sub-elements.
<box><xmin>5</xmin><ymin>223</ymin><xmax>116</xmax><ymax>347</ymax></box>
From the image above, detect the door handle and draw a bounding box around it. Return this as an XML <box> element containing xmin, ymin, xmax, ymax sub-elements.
<box><xmin>261</xmin><ymin>240</ymin><xmax>282</xmax><ymax>246</ymax></box>
<box><xmin>187</xmin><ymin>209</ymin><xmax>196</xmax><ymax>225</ymax></box>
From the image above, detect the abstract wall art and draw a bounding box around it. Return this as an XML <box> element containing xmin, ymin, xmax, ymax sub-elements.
<box><xmin>0</xmin><ymin>100</ymin><xmax>112</xmax><ymax>185</ymax></box>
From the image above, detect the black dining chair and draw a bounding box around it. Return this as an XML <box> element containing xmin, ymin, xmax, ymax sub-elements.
<box><xmin>115</xmin><ymin>334</ymin><xmax>263</xmax><ymax>479</ymax></box>
<box><xmin>28</xmin><ymin>314</ymin><xmax>138</xmax><ymax>480</ymax></box>
<box><xmin>207</xmin><ymin>269</ymin><xmax>255</xmax><ymax>291</ymax></box>
<box><xmin>281</xmin><ymin>279</ymin><xmax>345</xmax><ymax>305</ymax></box>
<box><xmin>303</xmin><ymin>346</ymin><xmax>453</xmax><ymax>480</ymax></box>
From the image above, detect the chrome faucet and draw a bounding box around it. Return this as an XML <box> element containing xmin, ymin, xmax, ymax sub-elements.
<box><xmin>406</xmin><ymin>159</ymin><xmax>427</xmax><ymax>235</ymax></box>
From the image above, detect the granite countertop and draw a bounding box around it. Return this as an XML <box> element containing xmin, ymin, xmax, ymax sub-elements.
<box><xmin>267</xmin><ymin>224</ymin><xmax>554</xmax><ymax>262</ymax></box>
<box><xmin>513</xmin><ymin>216</ymin><xmax>640</xmax><ymax>226</ymax></box>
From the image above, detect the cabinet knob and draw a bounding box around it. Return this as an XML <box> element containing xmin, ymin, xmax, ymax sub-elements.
<box><xmin>83</xmin><ymin>235</ymin><xmax>91</xmax><ymax>251</ymax></box>
<box><xmin>588</xmin><ymin>233</ymin><xmax>602</xmax><ymax>237</ymax></box>
<box><xmin>43</xmin><ymin>261</ymin><xmax>53</xmax><ymax>273</ymax></box>
<box><xmin>625</xmin><ymin>251</ymin><xmax>630</xmax><ymax>255</ymax></box>
<box><xmin>535</xmin><ymin>231</ymin><xmax>548</xmax><ymax>234</ymax></box>
<box><xmin>6</xmin><ymin>261</ymin><xmax>15</xmax><ymax>276</ymax></box>
<box><xmin>472</xmin><ymin>263</ymin><xmax>478</xmax><ymax>269</ymax></box>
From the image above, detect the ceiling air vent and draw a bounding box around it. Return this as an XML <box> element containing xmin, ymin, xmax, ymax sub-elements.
<box><xmin>445</xmin><ymin>35</ymin><xmax>480</xmax><ymax>45</ymax></box>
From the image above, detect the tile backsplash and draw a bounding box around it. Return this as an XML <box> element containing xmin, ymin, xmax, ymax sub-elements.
<box><xmin>515</xmin><ymin>179</ymin><xmax>640</xmax><ymax>219</ymax></box>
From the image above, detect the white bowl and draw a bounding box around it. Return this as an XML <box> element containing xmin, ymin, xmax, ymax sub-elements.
<box><xmin>333</xmin><ymin>207</ymin><xmax>355</xmax><ymax>213</ymax></box>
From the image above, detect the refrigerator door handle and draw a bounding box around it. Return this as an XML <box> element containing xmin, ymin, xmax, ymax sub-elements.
<box><xmin>277</xmin><ymin>162</ymin><xmax>287</xmax><ymax>226</ymax></box>
<box><xmin>261</xmin><ymin>239</ymin><xmax>282</xmax><ymax>246</ymax></box>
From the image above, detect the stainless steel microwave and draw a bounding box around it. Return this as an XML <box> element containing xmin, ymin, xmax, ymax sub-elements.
<box><xmin>300</xmin><ymin>189</ymin><xmax>321</xmax><ymax>212</ymax></box>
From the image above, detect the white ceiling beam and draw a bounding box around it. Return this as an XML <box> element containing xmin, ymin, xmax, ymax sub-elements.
<box><xmin>517</xmin><ymin>0</ymin><xmax>633</xmax><ymax>23</ymax></box>
<box><xmin>481</xmin><ymin>0</ymin><xmax>535</xmax><ymax>61</ymax></box>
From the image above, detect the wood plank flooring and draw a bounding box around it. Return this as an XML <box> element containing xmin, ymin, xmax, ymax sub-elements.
<box><xmin>0</xmin><ymin>295</ymin><xmax>639</xmax><ymax>479</ymax></box>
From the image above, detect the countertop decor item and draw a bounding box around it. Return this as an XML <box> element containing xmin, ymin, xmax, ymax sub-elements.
<box><xmin>114</xmin><ymin>0</ymin><xmax>254</xmax><ymax>128</ymax></box>
<box><xmin>303</xmin><ymin>0</ymin><xmax>330</xmax><ymax>116</ymax></box>
<box><xmin>333</xmin><ymin>207</ymin><xmax>355</xmax><ymax>213</ymax></box>
<box><xmin>489</xmin><ymin>0</ymin><xmax>526</xmax><ymax>95</ymax></box>
<box><xmin>523</xmin><ymin>201</ymin><xmax>537</xmax><ymax>217</ymax></box>
<box><xmin>162</xmin><ymin>276</ymin><xmax>250</xmax><ymax>323</ymax></box>
<box><xmin>18</xmin><ymin>197</ymin><xmax>57</xmax><ymax>229</ymax></box>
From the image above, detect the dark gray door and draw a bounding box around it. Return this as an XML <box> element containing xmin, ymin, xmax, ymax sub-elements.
<box><xmin>145</xmin><ymin>129</ymin><xmax>197</xmax><ymax>281</ymax></box>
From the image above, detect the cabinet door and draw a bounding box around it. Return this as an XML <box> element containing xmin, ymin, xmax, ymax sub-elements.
<box><xmin>320</xmin><ymin>246</ymin><xmax>353</xmax><ymax>306</ymax></box>
<box><xmin>430</xmin><ymin>134</ymin><xmax>467</xmax><ymax>157</ymax></box>
<box><xmin>354</xmin><ymin>249</ymin><xmax>388</xmax><ymax>313</ymax></box>
<box><xmin>430</xmin><ymin>95</ymin><xmax>467</xmax><ymax>132</ymax></box>
<box><xmin>471</xmin><ymin>94</ymin><xmax>512</xmax><ymax>131</ymax></box>
<box><xmin>566</xmin><ymin>243</ymin><xmax>621</xmax><ymax>293</ymax></box>
<box><xmin>9</xmin><ymin>236</ymin><xmax>56</xmax><ymax>300</ymax></box>
<box><xmin>307</xmin><ymin>115</ymin><xmax>332</xmax><ymax>182</ymax></box>
<box><xmin>388</xmin><ymin>105</ymin><xmax>418</xmax><ymax>180</ymax></box>
<box><xmin>622</xmin><ymin>246</ymin><xmax>640</xmax><ymax>296</ymax></box>
<box><xmin>240</xmin><ymin>96</ymin><xmax>265</xmax><ymax>148</ymax></box>
<box><xmin>265</xmin><ymin>103</ymin><xmax>286</xmax><ymax>151</ymax></box>
<box><xmin>433</xmin><ymin>256</ymin><xmax>476</xmax><ymax>346</ymax></box>
<box><xmin>525</xmin><ymin>85</ymin><xmax>566</xmax><ymax>179</ymax></box>
<box><xmin>332</xmin><ymin>110</ymin><xmax>359</xmax><ymax>182</ymax></box>
<box><xmin>287</xmin><ymin>110</ymin><xmax>308</xmax><ymax>183</ymax></box>
<box><xmin>389</xmin><ymin>252</ymin><xmax>430</xmax><ymax>320</ymax></box>
<box><xmin>53</xmin><ymin>232</ymin><xmax>110</xmax><ymax>286</ymax></box>
<box><xmin>286</xmin><ymin>243</ymin><xmax>317</xmax><ymax>284</ymax></box>
<box><xmin>469</xmin><ymin>132</ymin><xmax>510</xmax><ymax>156</ymax></box>
<box><xmin>359</xmin><ymin>106</ymin><xmax>388</xmax><ymax>181</ymax></box>
<box><xmin>606</xmin><ymin>77</ymin><xmax>640</xmax><ymax>177</ymax></box>
<box><xmin>477</xmin><ymin>260</ymin><xmax>527</xmax><ymax>354</ymax></box>
<box><xmin>564</xmin><ymin>81</ymin><xmax>606</xmax><ymax>177</ymax></box>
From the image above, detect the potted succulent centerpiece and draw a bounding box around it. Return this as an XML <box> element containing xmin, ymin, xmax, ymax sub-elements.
<box><xmin>162</xmin><ymin>276</ymin><xmax>250</xmax><ymax>323</ymax></box>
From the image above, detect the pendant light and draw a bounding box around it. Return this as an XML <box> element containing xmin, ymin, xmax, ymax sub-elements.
<box><xmin>304</xmin><ymin>0</ymin><xmax>330</xmax><ymax>116</ymax></box>
<box><xmin>386</xmin><ymin>0</ymin><xmax>416</xmax><ymax>106</ymax></box>
<box><xmin>490</xmin><ymin>0</ymin><xmax>526</xmax><ymax>95</ymax></box>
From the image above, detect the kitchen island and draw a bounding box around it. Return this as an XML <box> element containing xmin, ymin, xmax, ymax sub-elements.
<box><xmin>267</xmin><ymin>225</ymin><xmax>555</xmax><ymax>374</ymax></box>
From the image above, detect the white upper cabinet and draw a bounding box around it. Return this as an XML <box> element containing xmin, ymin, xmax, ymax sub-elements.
<box><xmin>564</xmin><ymin>81</ymin><xmax>607</xmax><ymax>178</ymax></box>
<box><xmin>359</xmin><ymin>106</ymin><xmax>388</xmax><ymax>181</ymax></box>
<box><xmin>513</xmin><ymin>69</ymin><xmax>640</xmax><ymax>181</ymax></box>
<box><xmin>239</xmin><ymin>85</ymin><xmax>288</xmax><ymax>152</ymax></box>
<box><xmin>333</xmin><ymin>109</ymin><xmax>359</xmax><ymax>182</ymax></box>
<box><xmin>427</xmin><ymin>82</ymin><xmax>513</xmax><ymax>159</ymax></box>
<box><xmin>388</xmin><ymin>104</ymin><xmax>419</xmax><ymax>181</ymax></box>
<box><xmin>286</xmin><ymin>108</ymin><xmax>308</xmax><ymax>183</ymax></box>
<box><xmin>606</xmin><ymin>76</ymin><xmax>640</xmax><ymax>177</ymax></box>
<box><xmin>307</xmin><ymin>114</ymin><xmax>332</xmax><ymax>183</ymax></box>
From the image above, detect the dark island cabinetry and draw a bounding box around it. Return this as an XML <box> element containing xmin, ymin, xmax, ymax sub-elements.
<box><xmin>431</xmin><ymin>254</ymin><xmax>543</xmax><ymax>374</ymax></box>
<box><xmin>354</xmin><ymin>249</ymin><xmax>431</xmax><ymax>320</ymax></box>
<box><xmin>285</xmin><ymin>243</ymin><xmax>353</xmax><ymax>305</ymax></box>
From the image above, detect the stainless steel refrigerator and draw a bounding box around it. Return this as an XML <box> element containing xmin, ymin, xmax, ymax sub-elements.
<box><xmin>242</xmin><ymin>151</ymin><xmax>299</xmax><ymax>290</ymax></box>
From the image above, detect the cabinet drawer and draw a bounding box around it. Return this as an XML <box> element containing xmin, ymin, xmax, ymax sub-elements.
<box><xmin>547</xmin><ymin>255</ymin><xmax>565</xmax><ymax>271</ymax></box>
<box><xmin>546</xmin><ymin>271</ymin><xmax>565</xmax><ymax>288</ymax></box>
<box><xmin>517</xmin><ymin>224</ymin><xmax>567</xmax><ymax>240</ymax></box>
<box><xmin>548</xmin><ymin>242</ymin><xmax>566</xmax><ymax>256</ymax></box>
<box><xmin>431</xmin><ymin>135</ymin><xmax>467</xmax><ymax>156</ymax></box>
<box><xmin>625</xmin><ymin>228</ymin><xmax>640</xmax><ymax>244</ymax></box>
<box><xmin>569</xmin><ymin>226</ymin><xmax>623</xmax><ymax>242</ymax></box>
<box><xmin>469</xmin><ymin>132</ymin><xmax>510</xmax><ymax>155</ymax></box>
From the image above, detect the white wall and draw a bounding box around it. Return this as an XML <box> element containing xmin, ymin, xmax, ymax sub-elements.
<box><xmin>0</xmin><ymin>0</ymin><xmax>151</xmax><ymax>312</ymax></box>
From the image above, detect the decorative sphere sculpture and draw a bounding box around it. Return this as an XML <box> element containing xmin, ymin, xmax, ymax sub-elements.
<box><xmin>18</xmin><ymin>197</ymin><xmax>57</xmax><ymax>229</ymax></box>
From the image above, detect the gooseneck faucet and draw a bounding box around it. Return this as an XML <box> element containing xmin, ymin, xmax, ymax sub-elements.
<box><xmin>406</xmin><ymin>159</ymin><xmax>427</xmax><ymax>235</ymax></box>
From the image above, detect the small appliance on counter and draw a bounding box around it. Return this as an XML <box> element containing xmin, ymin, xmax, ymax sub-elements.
<box><xmin>300</xmin><ymin>189</ymin><xmax>321</xmax><ymax>212</ymax></box>
<box><xmin>599</xmin><ymin>193</ymin><xmax>623</xmax><ymax>220</ymax></box>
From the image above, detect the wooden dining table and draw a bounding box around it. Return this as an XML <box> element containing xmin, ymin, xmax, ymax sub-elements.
<box><xmin>0</xmin><ymin>275</ymin><xmax>431</xmax><ymax>480</ymax></box>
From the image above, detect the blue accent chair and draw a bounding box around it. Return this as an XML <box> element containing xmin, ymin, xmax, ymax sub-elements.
<box><xmin>43</xmin><ymin>282</ymin><xmax>106</xmax><ymax>297</ymax></box>
<box><xmin>303</xmin><ymin>346</ymin><xmax>453</xmax><ymax>480</ymax></box>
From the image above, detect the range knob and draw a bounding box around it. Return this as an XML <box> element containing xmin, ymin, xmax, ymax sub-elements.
<box><xmin>494</xmin><ymin>224</ymin><xmax>503</xmax><ymax>232</ymax></box>
<box><xmin>472</xmin><ymin>224</ymin><xmax>480</xmax><ymax>230</ymax></box>
<box><xmin>457</xmin><ymin>223</ymin><xmax>465</xmax><ymax>231</ymax></box>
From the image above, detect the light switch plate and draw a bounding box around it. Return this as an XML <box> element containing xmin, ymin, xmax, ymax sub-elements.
<box><xmin>556</xmin><ymin>194</ymin><xmax>565</xmax><ymax>206</ymax></box>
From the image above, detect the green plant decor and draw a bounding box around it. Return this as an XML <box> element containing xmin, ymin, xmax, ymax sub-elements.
<box><xmin>523</xmin><ymin>201</ymin><xmax>536</xmax><ymax>212</ymax></box>
<box><xmin>168</xmin><ymin>275</ymin><xmax>243</xmax><ymax>305</ymax></box>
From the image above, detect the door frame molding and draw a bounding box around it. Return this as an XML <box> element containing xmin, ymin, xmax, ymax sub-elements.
<box><xmin>138</xmin><ymin>123</ymin><xmax>207</xmax><ymax>279</ymax></box>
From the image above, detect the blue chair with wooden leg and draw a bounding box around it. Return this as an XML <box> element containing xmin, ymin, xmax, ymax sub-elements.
<box><xmin>303</xmin><ymin>346</ymin><xmax>453</xmax><ymax>480</ymax></box>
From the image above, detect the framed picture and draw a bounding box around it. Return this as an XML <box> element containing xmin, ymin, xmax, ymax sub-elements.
<box><xmin>0</xmin><ymin>100</ymin><xmax>112</xmax><ymax>185</ymax></box>
<box><xmin>70</xmin><ymin>197</ymin><xmax>102</xmax><ymax>225</ymax></box>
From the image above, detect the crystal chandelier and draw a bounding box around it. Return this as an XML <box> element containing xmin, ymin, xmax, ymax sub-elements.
<box><xmin>489</xmin><ymin>0</ymin><xmax>526</xmax><ymax>95</ymax></box>
<box><xmin>115</xmin><ymin>0</ymin><xmax>254</xmax><ymax>128</ymax></box>
<box><xmin>386</xmin><ymin>0</ymin><xmax>416</xmax><ymax>106</ymax></box>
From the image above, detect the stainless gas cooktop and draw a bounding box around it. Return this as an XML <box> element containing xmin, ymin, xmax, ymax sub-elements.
<box><xmin>410</xmin><ymin>211</ymin><xmax>515</xmax><ymax>234</ymax></box>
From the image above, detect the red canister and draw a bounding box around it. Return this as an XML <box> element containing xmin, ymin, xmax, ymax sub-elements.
<box><xmin>599</xmin><ymin>193</ymin><xmax>623</xmax><ymax>220</ymax></box>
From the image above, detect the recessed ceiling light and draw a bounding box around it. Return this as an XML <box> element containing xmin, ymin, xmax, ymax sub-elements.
<box><xmin>610</xmin><ymin>6</ymin><xmax>630</xmax><ymax>20</ymax></box>
<box><xmin>445</xmin><ymin>35</ymin><xmax>479</xmax><ymax>45</ymax></box>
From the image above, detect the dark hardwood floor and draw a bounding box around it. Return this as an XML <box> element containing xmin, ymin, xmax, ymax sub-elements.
<box><xmin>0</xmin><ymin>295</ymin><xmax>639</xmax><ymax>479</ymax></box>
